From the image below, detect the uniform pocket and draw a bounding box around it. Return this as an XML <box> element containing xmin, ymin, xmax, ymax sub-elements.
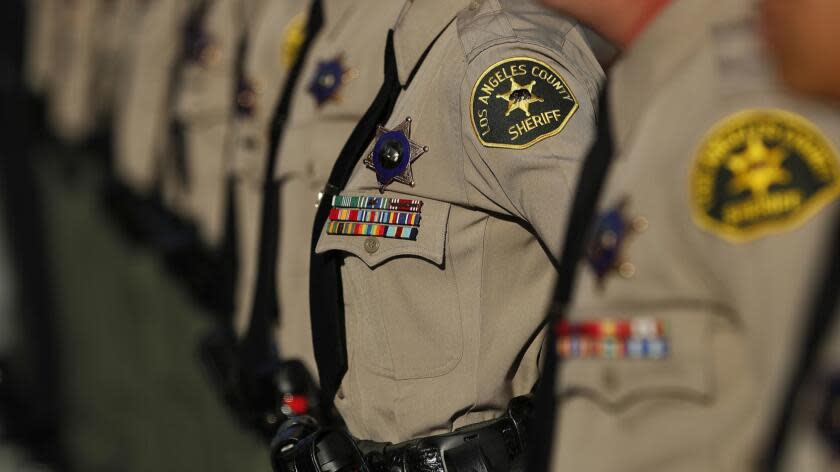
<box><xmin>558</xmin><ymin>309</ymin><xmax>717</xmax><ymax>410</ymax></box>
<box><xmin>316</xmin><ymin>197</ymin><xmax>463</xmax><ymax>380</ymax></box>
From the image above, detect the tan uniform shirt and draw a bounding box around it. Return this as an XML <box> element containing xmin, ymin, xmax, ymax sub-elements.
<box><xmin>114</xmin><ymin>0</ymin><xmax>199</xmax><ymax>196</ymax></box>
<box><xmin>314</xmin><ymin>0</ymin><xmax>604</xmax><ymax>443</ymax></box>
<box><xmin>47</xmin><ymin>0</ymin><xmax>99</xmax><ymax>141</ymax></box>
<box><xmin>229</xmin><ymin>0</ymin><xmax>308</xmax><ymax>336</ymax></box>
<box><xmin>24</xmin><ymin>0</ymin><xmax>58</xmax><ymax>95</ymax></box>
<box><xmin>47</xmin><ymin>0</ymin><xmax>141</xmax><ymax>140</ymax></box>
<box><xmin>92</xmin><ymin>0</ymin><xmax>144</xmax><ymax>125</ymax></box>
<box><xmin>550</xmin><ymin>0</ymin><xmax>840</xmax><ymax>470</ymax></box>
<box><xmin>107</xmin><ymin>0</ymin><xmax>149</xmax><ymax>122</ymax></box>
<box><xmin>47</xmin><ymin>0</ymin><xmax>137</xmax><ymax>140</ymax></box>
<box><xmin>270</xmin><ymin>0</ymin><xmax>404</xmax><ymax>375</ymax></box>
<box><xmin>163</xmin><ymin>0</ymin><xmax>265</xmax><ymax>246</ymax></box>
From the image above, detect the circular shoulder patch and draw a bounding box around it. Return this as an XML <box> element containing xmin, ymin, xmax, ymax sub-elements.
<box><xmin>690</xmin><ymin>109</ymin><xmax>840</xmax><ymax>242</ymax></box>
<box><xmin>470</xmin><ymin>57</ymin><xmax>579</xmax><ymax>149</ymax></box>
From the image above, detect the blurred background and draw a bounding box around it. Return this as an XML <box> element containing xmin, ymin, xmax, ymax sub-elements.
<box><xmin>0</xmin><ymin>1</ymin><xmax>270</xmax><ymax>470</ymax></box>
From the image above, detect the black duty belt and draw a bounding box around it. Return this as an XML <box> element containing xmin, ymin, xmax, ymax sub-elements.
<box><xmin>365</xmin><ymin>396</ymin><xmax>532</xmax><ymax>472</ymax></box>
<box><xmin>271</xmin><ymin>396</ymin><xmax>533</xmax><ymax>472</ymax></box>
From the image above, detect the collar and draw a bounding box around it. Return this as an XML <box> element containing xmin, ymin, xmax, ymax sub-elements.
<box><xmin>393</xmin><ymin>0</ymin><xmax>474</xmax><ymax>85</ymax></box>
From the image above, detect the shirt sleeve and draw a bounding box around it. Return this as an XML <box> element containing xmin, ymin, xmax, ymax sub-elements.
<box><xmin>460</xmin><ymin>39</ymin><xmax>603</xmax><ymax>259</ymax></box>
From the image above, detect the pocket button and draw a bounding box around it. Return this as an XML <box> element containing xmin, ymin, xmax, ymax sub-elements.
<box><xmin>601</xmin><ymin>367</ymin><xmax>620</xmax><ymax>393</ymax></box>
<box><xmin>364</xmin><ymin>237</ymin><xmax>380</xmax><ymax>254</ymax></box>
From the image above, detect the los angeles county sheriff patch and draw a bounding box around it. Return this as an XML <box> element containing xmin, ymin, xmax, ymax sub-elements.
<box><xmin>691</xmin><ymin>110</ymin><xmax>840</xmax><ymax>242</ymax></box>
<box><xmin>470</xmin><ymin>57</ymin><xmax>578</xmax><ymax>149</ymax></box>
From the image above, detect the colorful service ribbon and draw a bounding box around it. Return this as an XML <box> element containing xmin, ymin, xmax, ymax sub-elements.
<box><xmin>556</xmin><ymin>317</ymin><xmax>669</xmax><ymax>360</ymax></box>
<box><xmin>329</xmin><ymin>208</ymin><xmax>420</xmax><ymax>226</ymax></box>
<box><xmin>555</xmin><ymin>317</ymin><xmax>665</xmax><ymax>340</ymax></box>
<box><xmin>331</xmin><ymin>195</ymin><xmax>423</xmax><ymax>212</ymax></box>
<box><xmin>327</xmin><ymin>195</ymin><xmax>423</xmax><ymax>241</ymax></box>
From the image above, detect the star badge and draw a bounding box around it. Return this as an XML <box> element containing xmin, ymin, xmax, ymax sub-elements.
<box><xmin>725</xmin><ymin>134</ymin><xmax>791</xmax><ymax>197</ymax></box>
<box><xmin>586</xmin><ymin>197</ymin><xmax>648</xmax><ymax>288</ymax></box>
<box><xmin>363</xmin><ymin>117</ymin><xmax>429</xmax><ymax>193</ymax></box>
<box><xmin>308</xmin><ymin>54</ymin><xmax>357</xmax><ymax>107</ymax></box>
<box><xmin>495</xmin><ymin>77</ymin><xmax>544</xmax><ymax>117</ymax></box>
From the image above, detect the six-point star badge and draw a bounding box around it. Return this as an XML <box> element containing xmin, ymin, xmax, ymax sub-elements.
<box><xmin>308</xmin><ymin>54</ymin><xmax>356</xmax><ymax>106</ymax></box>
<box><xmin>586</xmin><ymin>197</ymin><xmax>648</xmax><ymax>288</ymax></box>
<box><xmin>363</xmin><ymin>117</ymin><xmax>429</xmax><ymax>193</ymax></box>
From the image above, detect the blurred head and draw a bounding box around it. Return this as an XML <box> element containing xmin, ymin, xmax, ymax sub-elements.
<box><xmin>761</xmin><ymin>0</ymin><xmax>840</xmax><ymax>102</ymax></box>
<box><xmin>537</xmin><ymin>0</ymin><xmax>672</xmax><ymax>50</ymax></box>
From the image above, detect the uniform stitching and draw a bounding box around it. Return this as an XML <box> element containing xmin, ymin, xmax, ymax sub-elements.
<box><xmin>455</xmin><ymin>0</ymin><xmax>514</xmax><ymax>61</ymax></box>
<box><xmin>471</xmin><ymin>214</ymin><xmax>491</xmax><ymax>419</ymax></box>
<box><xmin>441</xmin><ymin>205</ymin><xmax>466</xmax><ymax>386</ymax></box>
<box><xmin>457</xmin><ymin>44</ymin><xmax>473</xmax><ymax>210</ymax></box>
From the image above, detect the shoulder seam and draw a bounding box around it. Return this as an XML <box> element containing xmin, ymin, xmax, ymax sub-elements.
<box><xmin>458</xmin><ymin>19</ymin><xmax>576</xmax><ymax>66</ymax></box>
<box><xmin>456</xmin><ymin>1</ymin><xmax>516</xmax><ymax>60</ymax></box>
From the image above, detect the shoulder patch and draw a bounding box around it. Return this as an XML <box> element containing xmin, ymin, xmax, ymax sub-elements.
<box><xmin>280</xmin><ymin>12</ymin><xmax>307</xmax><ymax>70</ymax></box>
<box><xmin>470</xmin><ymin>57</ymin><xmax>578</xmax><ymax>149</ymax></box>
<box><xmin>690</xmin><ymin>109</ymin><xmax>840</xmax><ymax>242</ymax></box>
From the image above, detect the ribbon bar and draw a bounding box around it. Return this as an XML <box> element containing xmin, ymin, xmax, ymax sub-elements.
<box><xmin>331</xmin><ymin>195</ymin><xmax>423</xmax><ymax>213</ymax></box>
<box><xmin>557</xmin><ymin>336</ymin><xmax>669</xmax><ymax>360</ymax></box>
<box><xmin>326</xmin><ymin>221</ymin><xmax>418</xmax><ymax>241</ymax></box>
<box><xmin>329</xmin><ymin>208</ymin><xmax>421</xmax><ymax>227</ymax></box>
<box><xmin>556</xmin><ymin>317</ymin><xmax>665</xmax><ymax>340</ymax></box>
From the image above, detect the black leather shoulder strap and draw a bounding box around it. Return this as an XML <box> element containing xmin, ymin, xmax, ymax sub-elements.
<box><xmin>761</xmin><ymin>207</ymin><xmax>840</xmax><ymax>471</ymax></box>
<box><xmin>528</xmin><ymin>87</ymin><xmax>614</xmax><ymax>472</ymax></box>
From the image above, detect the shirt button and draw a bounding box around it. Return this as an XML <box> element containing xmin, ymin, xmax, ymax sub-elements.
<box><xmin>601</xmin><ymin>367</ymin><xmax>619</xmax><ymax>393</ymax></box>
<box><xmin>364</xmin><ymin>237</ymin><xmax>380</xmax><ymax>254</ymax></box>
<box><xmin>240</xmin><ymin>135</ymin><xmax>258</xmax><ymax>150</ymax></box>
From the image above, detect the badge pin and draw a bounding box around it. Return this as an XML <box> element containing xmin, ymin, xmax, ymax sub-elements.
<box><xmin>587</xmin><ymin>197</ymin><xmax>648</xmax><ymax>287</ymax></box>
<box><xmin>236</xmin><ymin>77</ymin><xmax>258</xmax><ymax>117</ymax></box>
<box><xmin>363</xmin><ymin>117</ymin><xmax>429</xmax><ymax>193</ymax></box>
<box><xmin>308</xmin><ymin>55</ymin><xmax>357</xmax><ymax>107</ymax></box>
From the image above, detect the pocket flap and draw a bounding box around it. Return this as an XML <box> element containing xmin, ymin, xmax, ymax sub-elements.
<box><xmin>315</xmin><ymin>195</ymin><xmax>449</xmax><ymax>268</ymax></box>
